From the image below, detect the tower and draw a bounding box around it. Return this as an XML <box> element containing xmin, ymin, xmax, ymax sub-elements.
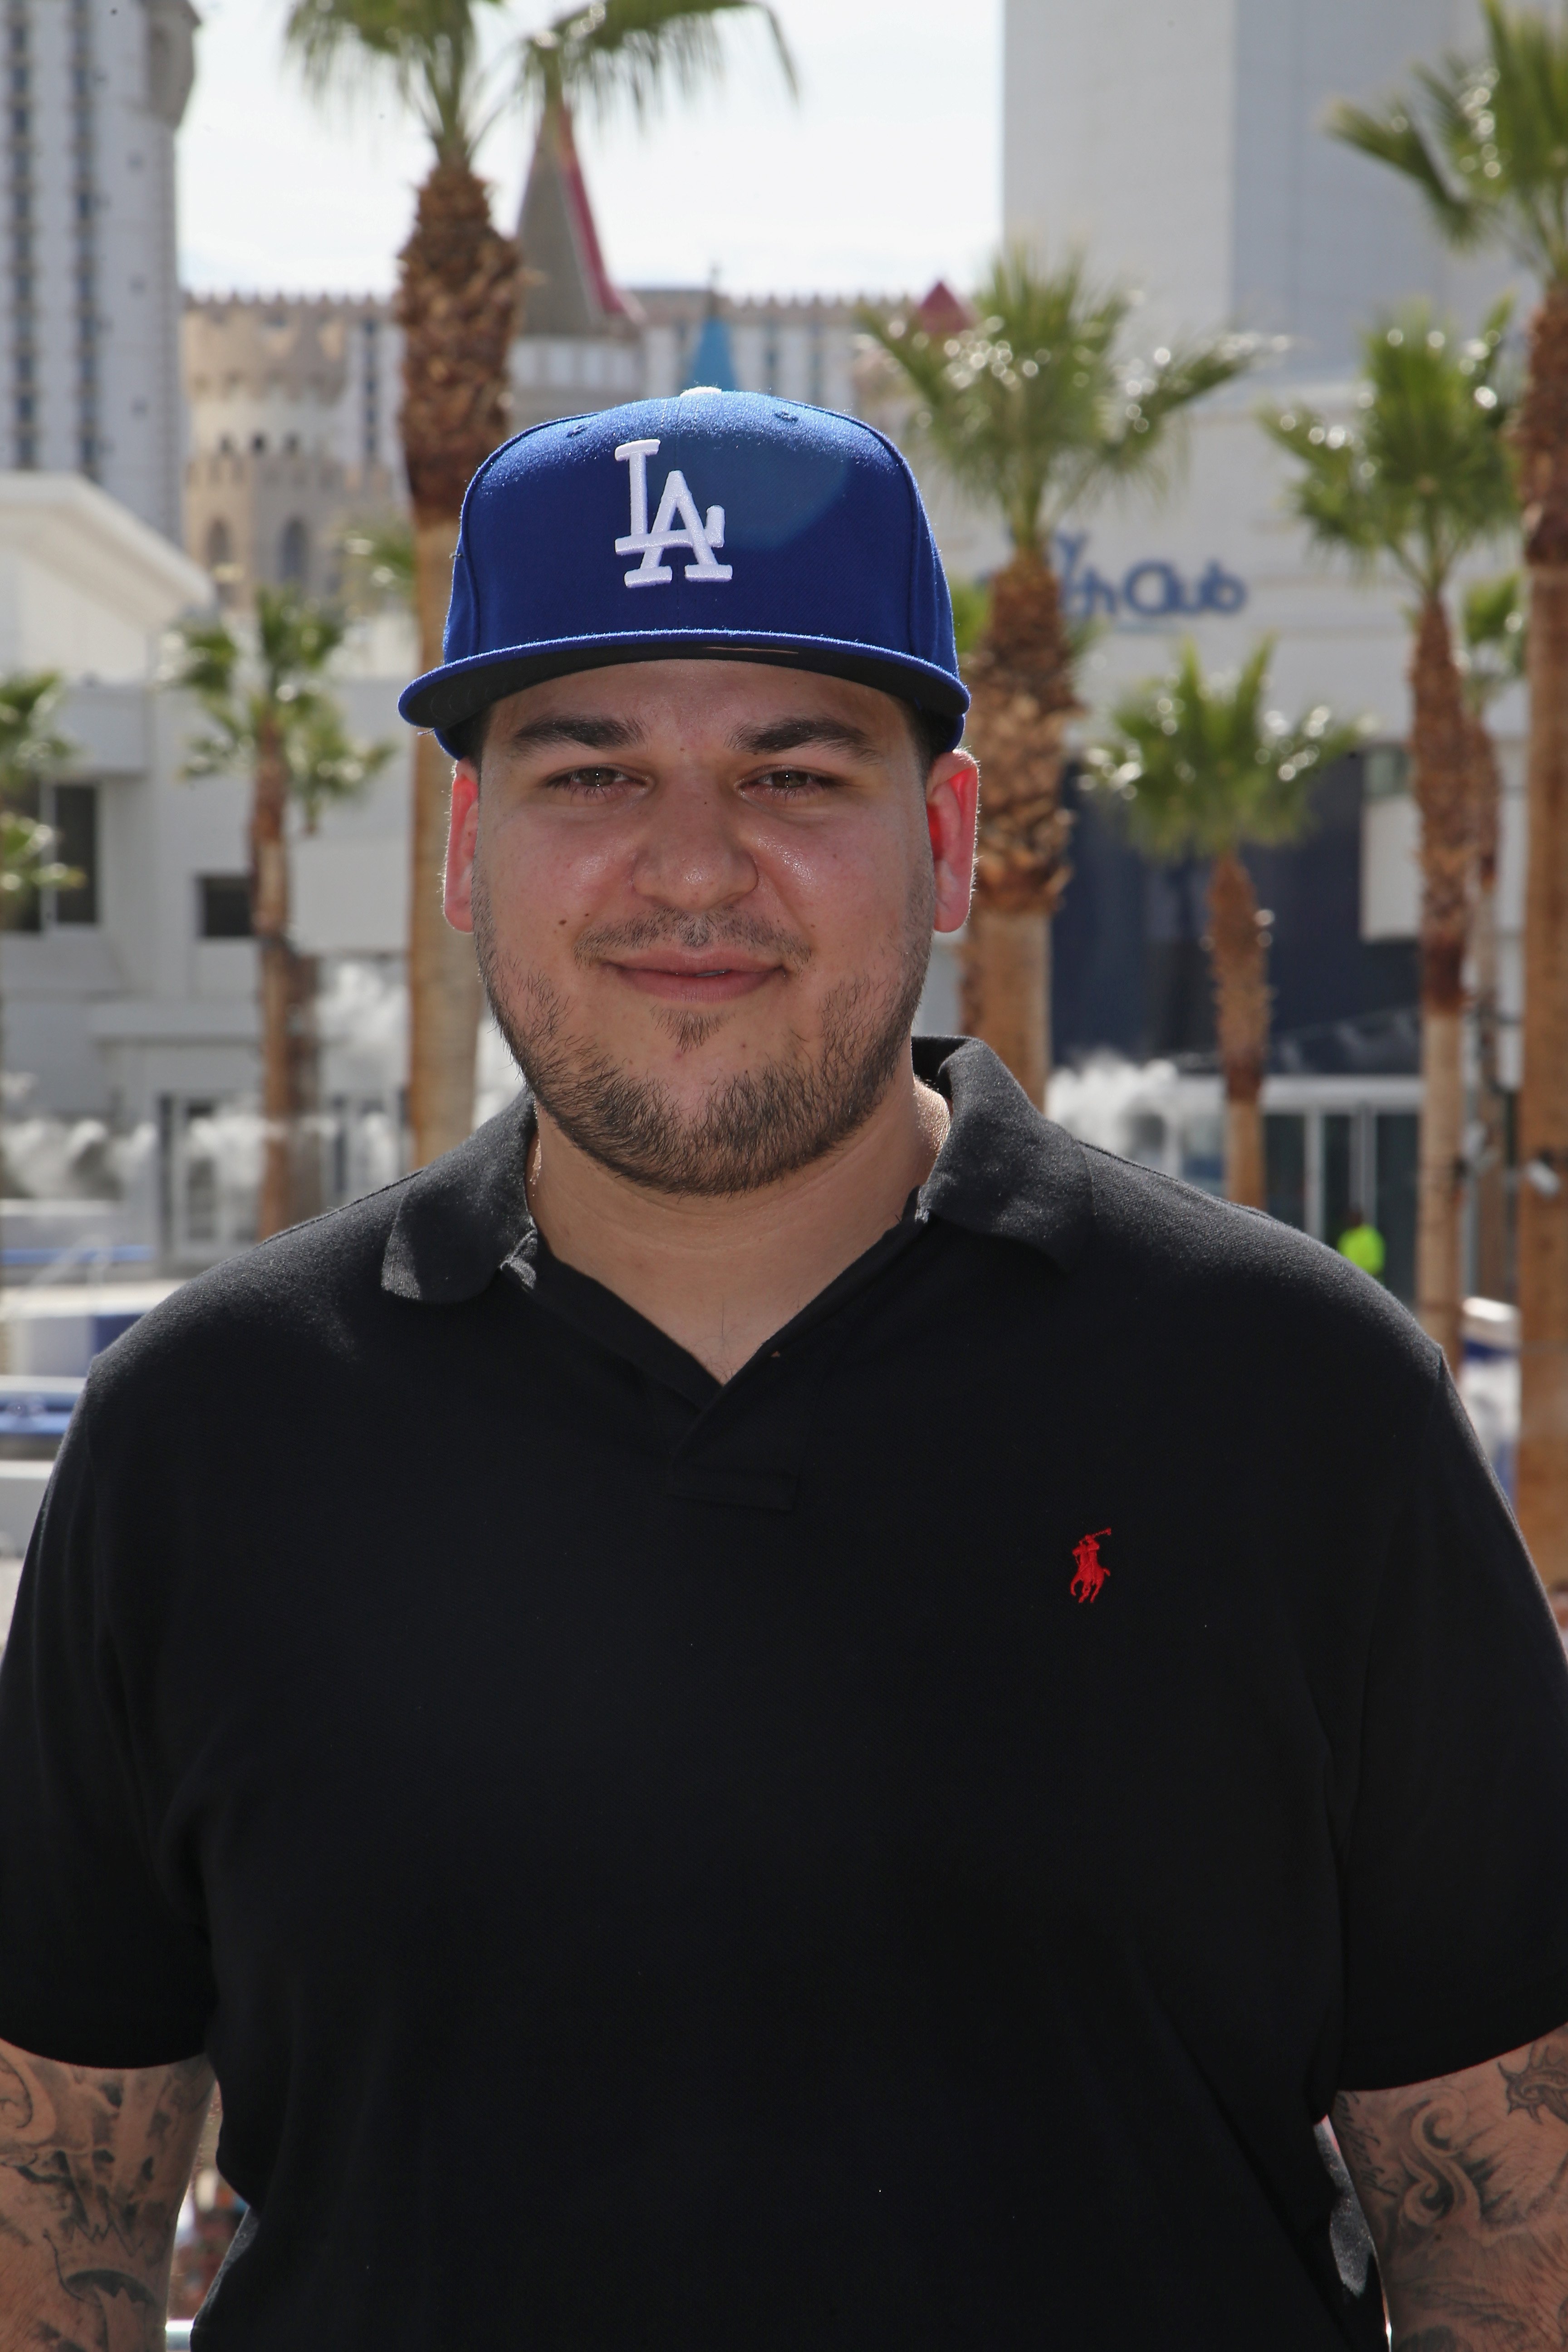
<box><xmin>0</xmin><ymin>0</ymin><xmax>196</xmax><ymax>543</ymax></box>
<box><xmin>510</xmin><ymin>103</ymin><xmax>643</xmax><ymax>432</ymax></box>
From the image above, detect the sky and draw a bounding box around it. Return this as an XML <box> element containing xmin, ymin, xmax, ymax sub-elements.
<box><xmin>179</xmin><ymin>1</ymin><xmax>1004</xmax><ymax>304</ymax></box>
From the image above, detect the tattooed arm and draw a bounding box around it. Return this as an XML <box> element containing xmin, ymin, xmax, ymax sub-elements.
<box><xmin>0</xmin><ymin>2034</ymin><xmax>213</xmax><ymax>2352</ymax></box>
<box><xmin>1335</xmin><ymin>2024</ymin><xmax>1568</xmax><ymax>2351</ymax></box>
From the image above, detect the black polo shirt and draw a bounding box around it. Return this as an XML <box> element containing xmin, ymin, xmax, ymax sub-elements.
<box><xmin>1</xmin><ymin>1037</ymin><xmax>1567</xmax><ymax>2352</ymax></box>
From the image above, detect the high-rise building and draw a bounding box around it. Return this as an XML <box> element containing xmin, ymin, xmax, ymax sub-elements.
<box><xmin>1004</xmin><ymin>0</ymin><xmax>1497</xmax><ymax>367</ymax></box>
<box><xmin>0</xmin><ymin>0</ymin><xmax>196</xmax><ymax>544</ymax></box>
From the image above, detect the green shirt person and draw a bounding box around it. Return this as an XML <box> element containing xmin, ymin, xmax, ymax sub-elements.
<box><xmin>1338</xmin><ymin>1210</ymin><xmax>1386</xmax><ymax>1279</ymax></box>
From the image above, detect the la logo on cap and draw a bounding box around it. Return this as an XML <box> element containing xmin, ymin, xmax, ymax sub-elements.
<box><xmin>615</xmin><ymin>437</ymin><xmax>733</xmax><ymax>589</ymax></box>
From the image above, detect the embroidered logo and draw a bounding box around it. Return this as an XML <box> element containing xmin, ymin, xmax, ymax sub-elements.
<box><xmin>1070</xmin><ymin>1527</ymin><xmax>1111</xmax><ymax>1605</ymax></box>
<box><xmin>614</xmin><ymin>437</ymin><xmax>732</xmax><ymax>588</ymax></box>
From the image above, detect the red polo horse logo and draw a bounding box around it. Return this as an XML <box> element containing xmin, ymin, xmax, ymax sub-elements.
<box><xmin>1070</xmin><ymin>1528</ymin><xmax>1111</xmax><ymax>1604</ymax></box>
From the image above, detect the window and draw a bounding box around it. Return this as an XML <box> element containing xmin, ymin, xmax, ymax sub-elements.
<box><xmin>199</xmin><ymin>875</ymin><xmax>252</xmax><ymax>939</ymax></box>
<box><xmin>205</xmin><ymin>517</ymin><xmax>231</xmax><ymax>570</ymax></box>
<box><xmin>279</xmin><ymin>516</ymin><xmax>309</xmax><ymax>583</ymax></box>
<box><xmin>49</xmin><ymin>784</ymin><xmax>98</xmax><ymax>925</ymax></box>
<box><xmin>1363</xmin><ymin>745</ymin><xmax>1410</xmax><ymax>802</ymax></box>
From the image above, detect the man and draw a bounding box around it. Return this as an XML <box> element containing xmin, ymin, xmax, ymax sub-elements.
<box><xmin>0</xmin><ymin>393</ymin><xmax>1566</xmax><ymax>2352</ymax></box>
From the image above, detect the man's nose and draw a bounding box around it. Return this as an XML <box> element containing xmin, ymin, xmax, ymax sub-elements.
<box><xmin>630</xmin><ymin>782</ymin><xmax>757</xmax><ymax>909</ymax></box>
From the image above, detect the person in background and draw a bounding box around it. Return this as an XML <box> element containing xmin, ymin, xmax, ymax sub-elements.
<box><xmin>1337</xmin><ymin>1206</ymin><xmax>1386</xmax><ymax>1280</ymax></box>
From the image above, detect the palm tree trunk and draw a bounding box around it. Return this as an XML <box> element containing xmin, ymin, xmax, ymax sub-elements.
<box><xmin>251</xmin><ymin>717</ymin><xmax>292</xmax><ymax>1242</ymax></box>
<box><xmin>1208</xmin><ymin>850</ymin><xmax>1269</xmax><ymax>1208</ymax></box>
<box><xmin>960</xmin><ymin>550</ymin><xmax>1077</xmax><ymax>1106</ymax></box>
<box><xmin>1512</xmin><ymin>283</ymin><xmax>1568</xmax><ymax>1581</ymax></box>
<box><xmin>397</xmin><ymin>159</ymin><xmax>519</xmax><ymax>1168</ymax></box>
<box><xmin>960</xmin><ymin>910</ymin><xmax>1049</xmax><ymax>1107</ymax></box>
<box><xmin>1469</xmin><ymin>712</ymin><xmax>1509</xmax><ymax>1302</ymax></box>
<box><xmin>1410</xmin><ymin>594</ymin><xmax>1471</xmax><ymax>1369</ymax></box>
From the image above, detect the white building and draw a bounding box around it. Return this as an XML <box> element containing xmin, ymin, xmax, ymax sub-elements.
<box><xmin>0</xmin><ymin>472</ymin><xmax>414</xmax><ymax>1276</ymax></box>
<box><xmin>0</xmin><ymin>0</ymin><xmax>196</xmax><ymax>543</ymax></box>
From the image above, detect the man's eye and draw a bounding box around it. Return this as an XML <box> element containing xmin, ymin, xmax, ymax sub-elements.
<box><xmin>754</xmin><ymin>768</ymin><xmax>833</xmax><ymax>795</ymax></box>
<box><xmin>548</xmin><ymin>767</ymin><xmax>633</xmax><ymax>793</ymax></box>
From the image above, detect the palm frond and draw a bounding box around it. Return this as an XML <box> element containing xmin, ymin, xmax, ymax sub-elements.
<box><xmin>1263</xmin><ymin>299</ymin><xmax>1517</xmax><ymax>598</ymax></box>
<box><xmin>339</xmin><ymin>517</ymin><xmax>416</xmax><ymax>614</ymax></box>
<box><xmin>1332</xmin><ymin>5</ymin><xmax>1568</xmax><ymax>283</ymax></box>
<box><xmin>285</xmin><ymin>701</ymin><xmax>394</xmax><ymax>832</ymax></box>
<box><xmin>167</xmin><ymin>589</ymin><xmax>378</xmax><ymax>813</ymax></box>
<box><xmin>1084</xmin><ymin>637</ymin><xmax>1362</xmax><ymax>862</ymax></box>
<box><xmin>0</xmin><ymin>671</ymin><xmax>71</xmax><ymax>794</ymax></box>
<box><xmin>283</xmin><ymin>0</ymin><xmax>505</xmax><ymax>157</ymax></box>
<box><xmin>1460</xmin><ymin>568</ymin><xmax>1527</xmax><ymax>710</ymax></box>
<box><xmin>865</xmin><ymin>247</ymin><xmax>1254</xmax><ymax>556</ymax></box>
<box><xmin>521</xmin><ymin>0</ymin><xmax>796</xmax><ymax>122</ymax></box>
<box><xmin>1330</xmin><ymin>96</ymin><xmax>1486</xmax><ymax>247</ymax></box>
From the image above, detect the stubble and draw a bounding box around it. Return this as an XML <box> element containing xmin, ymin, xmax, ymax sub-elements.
<box><xmin>473</xmin><ymin>872</ymin><xmax>933</xmax><ymax>1198</ymax></box>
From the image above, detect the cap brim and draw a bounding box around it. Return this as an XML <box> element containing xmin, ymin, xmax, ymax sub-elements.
<box><xmin>398</xmin><ymin>630</ymin><xmax>970</xmax><ymax>755</ymax></box>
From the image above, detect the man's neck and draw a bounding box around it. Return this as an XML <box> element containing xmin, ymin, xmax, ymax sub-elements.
<box><xmin>525</xmin><ymin>1071</ymin><xmax>951</xmax><ymax>1383</ymax></box>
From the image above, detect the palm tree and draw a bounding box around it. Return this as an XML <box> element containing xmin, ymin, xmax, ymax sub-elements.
<box><xmin>864</xmin><ymin>252</ymin><xmax>1256</xmax><ymax>1107</ymax></box>
<box><xmin>284</xmin><ymin>0</ymin><xmax>795</xmax><ymax>1170</ymax></box>
<box><xmin>0</xmin><ymin>674</ymin><xmax>76</xmax><ymax>1370</ymax></box>
<box><xmin>1086</xmin><ymin>640</ymin><xmax>1360</xmax><ymax>1207</ymax></box>
<box><xmin>1460</xmin><ymin>572</ymin><xmax>1526</xmax><ymax>1302</ymax></box>
<box><xmin>1263</xmin><ymin>303</ymin><xmax>1516</xmax><ymax>1368</ymax></box>
<box><xmin>1330</xmin><ymin>0</ymin><xmax>1568</xmax><ymax>1573</ymax></box>
<box><xmin>170</xmin><ymin>588</ymin><xmax>390</xmax><ymax>1241</ymax></box>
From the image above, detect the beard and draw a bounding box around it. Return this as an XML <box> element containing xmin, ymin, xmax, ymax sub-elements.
<box><xmin>472</xmin><ymin>872</ymin><xmax>934</xmax><ymax>1198</ymax></box>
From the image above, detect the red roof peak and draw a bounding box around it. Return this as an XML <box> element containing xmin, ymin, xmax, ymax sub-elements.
<box><xmin>912</xmin><ymin>279</ymin><xmax>976</xmax><ymax>338</ymax></box>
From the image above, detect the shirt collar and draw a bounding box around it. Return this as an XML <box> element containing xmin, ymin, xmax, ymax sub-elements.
<box><xmin>380</xmin><ymin>1036</ymin><xmax>1093</xmax><ymax>1307</ymax></box>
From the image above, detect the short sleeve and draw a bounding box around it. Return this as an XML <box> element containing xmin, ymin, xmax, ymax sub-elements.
<box><xmin>0</xmin><ymin>1402</ymin><xmax>215</xmax><ymax>2065</ymax></box>
<box><xmin>1338</xmin><ymin>1362</ymin><xmax>1568</xmax><ymax>2089</ymax></box>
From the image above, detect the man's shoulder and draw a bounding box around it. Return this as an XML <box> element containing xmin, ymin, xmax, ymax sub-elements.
<box><xmin>1068</xmin><ymin>1132</ymin><xmax>1438</xmax><ymax>1379</ymax></box>
<box><xmin>87</xmin><ymin>1176</ymin><xmax>419</xmax><ymax>1400</ymax></box>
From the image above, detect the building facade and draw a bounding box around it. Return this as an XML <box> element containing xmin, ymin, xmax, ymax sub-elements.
<box><xmin>183</xmin><ymin>294</ymin><xmax>405</xmax><ymax>603</ymax></box>
<box><xmin>970</xmin><ymin>0</ymin><xmax>1530</xmax><ymax>1295</ymax></box>
<box><xmin>0</xmin><ymin>0</ymin><xmax>194</xmax><ymax>543</ymax></box>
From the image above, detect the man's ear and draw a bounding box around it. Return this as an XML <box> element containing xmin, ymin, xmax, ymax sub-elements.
<box><xmin>443</xmin><ymin>761</ymin><xmax>481</xmax><ymax>935</ymax></box>
<box><xmin>927</xmin><ymin>750</ymin><xmax>980</xmax><ymax>934</ymax></box>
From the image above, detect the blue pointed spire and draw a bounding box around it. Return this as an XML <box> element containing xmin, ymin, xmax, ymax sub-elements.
<box><xmin>685</xmin><ymin>308</ymin><xmax>737</xmax><ymax>392</ymax></box>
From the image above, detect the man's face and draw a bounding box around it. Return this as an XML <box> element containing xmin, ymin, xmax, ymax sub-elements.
<box><xmin>444</xmin><ymin>659</ymin><xmax>978</xmax><ymax>1196</ymax></box>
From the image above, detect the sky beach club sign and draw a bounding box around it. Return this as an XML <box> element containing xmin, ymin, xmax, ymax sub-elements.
<box><xmin>1055</xmin><ymin>532</ymin><xmax>1248</xmax><ymax>627</ymax></box>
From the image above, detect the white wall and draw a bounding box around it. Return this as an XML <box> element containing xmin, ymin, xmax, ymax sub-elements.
<box><xmin>0</xmin><ymin>475</ymin><xmax>207</xmax><ymax>680</ymax></box>
<box><xmin>1004</xmin><ymin>0</ymin><xmax>1240</xmax><ymax>342</ymax></box>
<box><xmin>1003</xmin><ymin>0</ymin><xmax>1505</xmax><ymax>361</ymax></box>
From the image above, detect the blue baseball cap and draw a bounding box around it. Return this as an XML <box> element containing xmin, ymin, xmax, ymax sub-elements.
<box><xmin>398</xmin><ymin>391</ymin><xmax>969</xmax><ymax>755</ymax></box>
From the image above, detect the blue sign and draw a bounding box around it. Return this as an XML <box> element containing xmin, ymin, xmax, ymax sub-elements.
<box><xmin>1056</xmin><ymin>532</ymin><xmax>1247</xmax><ymax>626</ymax></box>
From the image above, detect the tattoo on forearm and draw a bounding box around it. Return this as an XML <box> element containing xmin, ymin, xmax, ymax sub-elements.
<box><xmin>0</xmin><ymin>2041</ymin><xmax>213</xmax><ymax>2352</ymax></box>
<box><xmin>1335</xmin><ymin>2028</ymin><xmax>1568</xmax><ymax>2352</ymax></box>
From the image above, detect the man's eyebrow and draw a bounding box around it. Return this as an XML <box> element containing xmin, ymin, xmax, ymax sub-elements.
<box><xmin>498</xmin><ymin>714</ymin><xmax>645</xmax><ymax>755</ymax></box>
<box><xmin>731</xmin><ymin>717</ymin><xmax>882</xmax><ymax>757</ymax></box>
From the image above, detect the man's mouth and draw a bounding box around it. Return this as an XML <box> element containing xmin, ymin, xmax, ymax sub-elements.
<box><xmin>606</xmin><ymin>958</ymin><xmax>783</xmax><ymax>1005</ymax></box>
